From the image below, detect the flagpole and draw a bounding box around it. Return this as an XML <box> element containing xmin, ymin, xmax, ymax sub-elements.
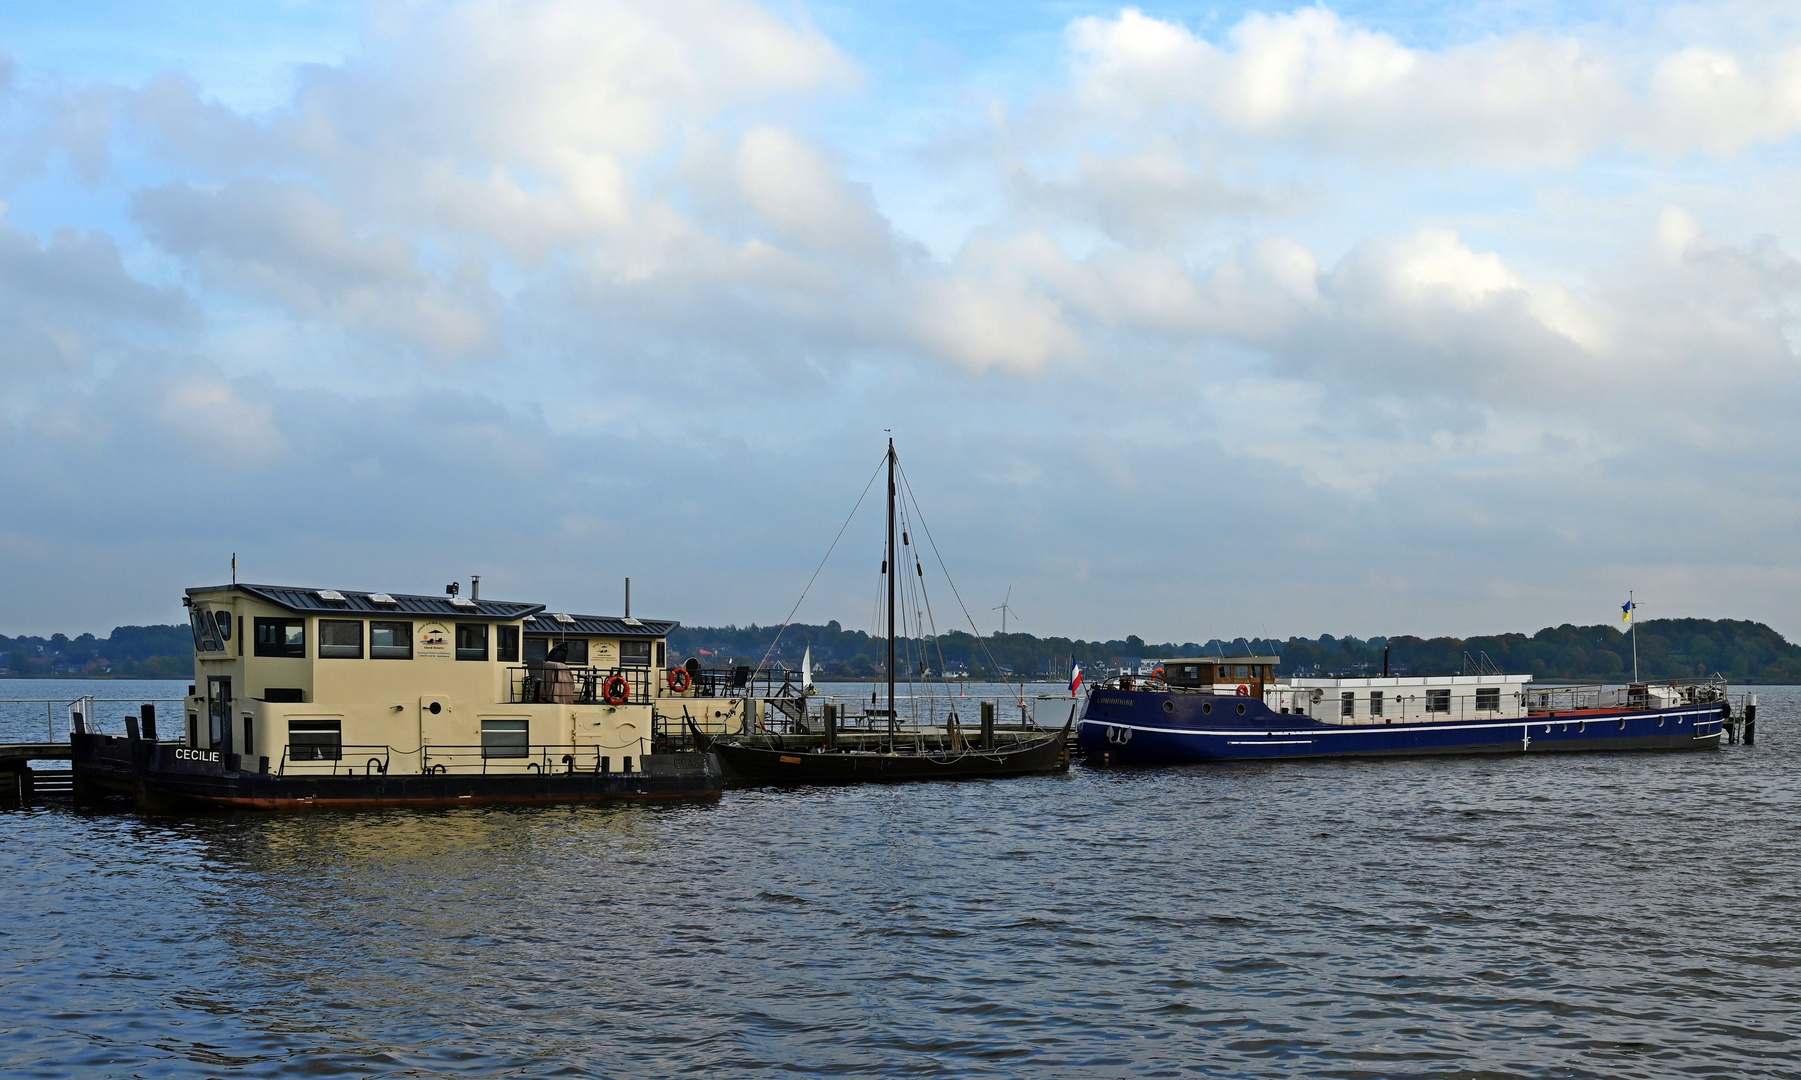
<box><xmin>1630</xmin><ymin>590</ymin><xmax>1638</xmax><ymax>683</ymax></box>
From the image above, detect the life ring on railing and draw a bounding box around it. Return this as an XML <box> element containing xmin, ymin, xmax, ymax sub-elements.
<box><xmin>1153</xmin><ymin>667</ymin><xmax>1166</xmax><ymax>681</ymax></box>
<box><xmin>667</xmin><ymin>667</ymin><xmax>691</xmax><ymax>693</ymax></box>
<box><xmin>603</xmin><ymin>675</ymin><xmax>631</xmax><ymax>705</ymax></box>
<box><xmin>1236</xmin><ymin>684</ymin><xmax>1250</xmax><ymax>696</ymax></box>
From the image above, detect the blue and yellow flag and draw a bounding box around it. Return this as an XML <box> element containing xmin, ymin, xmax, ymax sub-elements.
<box><xmin>1621</xmin><ymin>600</ymin><xmax>1634</xmax><ymax>623</ymax></box>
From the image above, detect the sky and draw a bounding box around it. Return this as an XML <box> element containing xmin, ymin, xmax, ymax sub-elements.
<box><xmin>1</xmin><ymin>0</ymin><xmax>1799</xmax><ymax>642</ymax></box>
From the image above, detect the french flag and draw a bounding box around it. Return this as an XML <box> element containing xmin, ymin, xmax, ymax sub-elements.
<box><xmin>1068</xmin><ymin>656</ymin><xmax>1083</xmax><ymax>697</ymax></box>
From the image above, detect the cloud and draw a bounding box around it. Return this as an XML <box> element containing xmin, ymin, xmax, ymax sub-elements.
<box><xmin>0</xmin><ymin>216</ymin><xmax>190</xmax><ymax>383</ymax></box>
<box><xmin>1064</xmin><ymin>6</ymin><xmax>1801</xmax><ymax>164</ymax></box>
<box><xmin>132</xmin><ymin>178</ymin><xmax>496</xmax><ymax>358</ymax></box>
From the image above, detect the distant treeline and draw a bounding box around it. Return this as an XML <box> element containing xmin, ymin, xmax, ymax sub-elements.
<box><xmin>8</xmin><ymin>618</ymin><xmax>1799</xmax><ymax>684</ymax></box>
<box><xmin>2</xmin><ymin>625</ymin><xmax>195</xmax><ymax>679</ymax></box>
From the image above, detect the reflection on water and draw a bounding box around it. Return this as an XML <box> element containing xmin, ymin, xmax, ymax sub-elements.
<box><xmin>3</xmin><ymin>689</ymin><xmax>1798</xmax><ymax>1077</ymax></box>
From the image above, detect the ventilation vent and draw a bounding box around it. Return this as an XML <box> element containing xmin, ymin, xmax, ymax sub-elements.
<box><xmin>622</xmin><ymin>617</ymin><xmax>644</xmax><ymax>627</ymax></box>
<box><xmin>449</xmin><ymin>596</ymin><xmax>477</xmax><ymax>608</ymax></box>
<box><xmin>553</xmin><ymin>613</ymin><xmax>576</xmax><ymax>624</ymax></box>
<box><xmin>316</xmin><ymin>590</ymin><xmax>347</xmax><ymax>603</ymax></box>
<box><xmin>369</xmin><ymin>593</ymin><xmax>398</xmax><ymax>605</ymax></box>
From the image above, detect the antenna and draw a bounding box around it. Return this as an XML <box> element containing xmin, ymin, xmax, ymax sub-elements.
<box><xmin>231</xmin><ymin>552</ymin><xmax>237</xmax><ymax>585</ymax></box>
<box><xmin>991</xmin><ymin>586</ymin><xmax>1017</xmax><ymax>636</ymax></box>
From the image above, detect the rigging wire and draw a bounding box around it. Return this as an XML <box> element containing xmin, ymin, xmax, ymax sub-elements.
<box><xmin>894</xmin><ymin>459</ymin><xmax>1026</xmax><ymax>704</ymax></box>
<box><xmin>752</xmin><ymin>453</ymin><xmax>887</xmax><ymax>678</ymax></box>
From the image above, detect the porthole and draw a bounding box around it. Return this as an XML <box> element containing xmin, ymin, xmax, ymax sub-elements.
<box><xmin>1658</xmin><ymin>717</ymin><xmax>1665</xmax><ymax>727</ymax></box>
<box><xmin>1543</xmin><ymin>725</ymin><xmax>1551</xmax><ymax>733</ymax></box>
<box><xmin>1618</xmin><ymin>718</ymin><xmax>1626</xmax><ymax>729</ymax></box>
<box><xmin>1201</xmin><ymin>702</ymin><xmax>1212</xmax><ymax>715</ymax></box>
<box><xmin>1577</xmin><ymin>721</ymin><xmax>1585</xmax><ymax>732</ymax></box>
<box><xmin>1236</xmin><ymin>703</ymin><xmax>1247</xmax><ymax>715</ymax></box>
<box><xmin>1162</xmin><ymin>700</ymin><xmax>1175</xmax><ymax>714</ymax></box>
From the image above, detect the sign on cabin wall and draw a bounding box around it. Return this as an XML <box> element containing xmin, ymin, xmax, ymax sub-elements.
<box><xmin>417</xmin><ymin>622</ymin><xmax>453</xmax><ymax>659</ymax></box>
<box><xmin>594</xmin><ymin>640</ymin><xmax>615</xmax><ymax>660</ymax></box>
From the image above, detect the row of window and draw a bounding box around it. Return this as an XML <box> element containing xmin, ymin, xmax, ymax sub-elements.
<box><xmin>255</xmin><ymin>618</ymin><xmax>518</xmax><ymax>661</ymax></box>
<box><xmin>1338</xmin><ymin>687</ymin><xmax>1504</xmax><ymax>716</ymax></box>
<box><xmin>249</xmin><ymin>617</ymin><xmax>658</xmax><ymax>666</ymax></box>
<box><xmin>287</xmin><ymin>717</ymin><xmax>593</xmax><ymax>761</ymax></box>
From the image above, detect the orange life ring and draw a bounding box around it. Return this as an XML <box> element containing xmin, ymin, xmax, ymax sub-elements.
<box><xmin>1152</xmin><ymin>666</ymin><xmax>1166</xmax><ymax>681</ymax></box>
<box><xmin>667</xmin><ymin>667</ymin><xmax>691</xmax><ymax>693</ymax></box>
<box><xmin>1236</xmin><ymin>684</ymin><xmax>1250</xmax><ymax>696</ymax></box>
<box><xmin>603</xmin><ymin>675</ymin><xmax>631</xmax><ymax>705</ymax></box>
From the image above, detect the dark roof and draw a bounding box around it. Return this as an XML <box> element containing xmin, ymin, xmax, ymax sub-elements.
<box><xmin>1163</xmin><ymin>656</ymin><xmax>1282</xmax><ymax>666</ymax></box>
<box><xmin>523</xmin><ymin>613</ymin><xmax>678</xmax><ymax>639</ymax></box>
<box><xmin>189</xmin><ymin>583</ymin><xmax>544</xmax><ymax>621</ymax></box>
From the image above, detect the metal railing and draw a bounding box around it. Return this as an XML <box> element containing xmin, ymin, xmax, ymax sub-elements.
<box><xmin>275</xmin><ymin>743</ymin><xmax>662</xmax><ymax>776</ymax></box>
<box><xmin>507</xmin><ymin>665</ymin><xmax>655</xmax><ymax>705</ymax></box>
<box><xmin>0</xmin><ymin>695</ymin><xmax>186</xmax><ymax>742</ymax></box>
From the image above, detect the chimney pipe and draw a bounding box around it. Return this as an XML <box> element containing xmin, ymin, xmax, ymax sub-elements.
<box><xmin>625</xmin><ymin>577</ymin><xmax>631</xmax><ymax>618</ymax></box>
<box><xmin>1383</xmin><ymin>645</ymin><xmax>1390</xmax><ymax>678</ymax></box>
<box><xmin>471</xmin><ymin>575</ymin><xmax>480</xmax><ymax>601</ymax></box>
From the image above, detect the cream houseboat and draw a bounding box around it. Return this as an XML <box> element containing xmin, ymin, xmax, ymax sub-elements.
<box><xmin>72</xmin><ymin>582</ymin><xmax>727</xmax><ymax>809</ymax></box>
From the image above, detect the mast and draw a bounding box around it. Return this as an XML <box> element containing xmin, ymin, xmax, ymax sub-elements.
<box><xmin>886</xmin><ymin>438</ymin><xmax>897</xmax><ymax>741</ymax></box>
<box><xmin>1630</xmin><ymin>589</ymin><xmax>1638</xmax><ymax>683</ymax></box>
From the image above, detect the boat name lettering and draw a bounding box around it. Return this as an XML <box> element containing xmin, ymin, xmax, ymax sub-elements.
<box><xmin>174</xmin><ymin>748</ymin><xmax>219</xmax><ymax>762</ymax></box>
<box><xmin>1095</xmin><ymin>696</ymin><xmax>1134</xmax><ymax>706</ymax></box>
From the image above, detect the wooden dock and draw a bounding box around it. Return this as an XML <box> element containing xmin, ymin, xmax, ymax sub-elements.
<box><xmin>1</xmin><ymin>743</ymin><xmax>75</xmax><ymax>802</ymax></box>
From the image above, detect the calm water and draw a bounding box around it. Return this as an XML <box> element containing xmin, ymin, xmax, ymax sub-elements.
<box><xmin>3</xmin><ymin>681</ymin><xmax>1797</xmax><ymax>1078</ymax></box>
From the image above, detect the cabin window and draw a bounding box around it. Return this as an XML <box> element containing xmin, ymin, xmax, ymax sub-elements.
<box><xmin>1426</xmin><ymin>689</ymin><xmax>1450</xmax><ymax>713</ymax></box>
<box><xmin>253</xmin><ymin>618</ymin><xmax>306</xmax><ymax>658</ymax></box>
<box><xmin>481</xmin><ymin>718</ymin><xmax>529</xmax><ymax>758</ymax></box>
<box><xmin>1340</xmin><ymin>692</ymin><xmax>1355</xmax><ymax>718</ymax></box>
<box><xmin>656</xmin><ymin>641</ymin><xmax>666</xmax><ymax>667</ymax></box>
<box><xmin>214</xmin><ymin>610</ymin><xmax>232</xmax><ymax>640</ymax></box>
<box><xmin>497</xmin><ymin>626</ymin><xmax>520</xmax><ymax>663</ymax></box>
<box><xmin>455</xmin><ymin>623</ymin><xmax>488</xmax><ymax>661</ymax></box>
<box><xmin>621</xmin><ymin>641</ymin><xmax>652</xmax><ymax>667</ymax></box>
<box><xmin>528</xmin><ymin>638</ymin><xmax>587</xmax><ymax>665</ymax></box>
<box><xmin>242</xmin><ymin>717</ymin><xmax>254</xmax><ymax>756</ymax></box>
<box><xmin>288</xmin><ymin>718</ymin><xmax>341</xmax><ymax>761</ymax></box>
<box><xmin>318</xmin><ymin>619</ymin><xmax>363</xmax><ymax>659</ymax></box>
<box><xmin>1476</xmin><ymin>687</ymin><xmax>1501</xmax><ymax>711</ymax></box>
<box><xmin>189</xmin><ymin>608</ymin><xmax>226</xmax><ymax>653</ymax></box>
<box><xmin>1370</xmin><ymin>691</ymin><xmax>1383</xmax><ymax>717</ymax></box>
<box><xmin>370</xmin><ymin>621</ymin><xmax>412</xmax><ymax>660</ymax></box>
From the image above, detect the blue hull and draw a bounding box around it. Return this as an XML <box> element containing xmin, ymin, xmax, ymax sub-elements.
<box><xmin>1077</xmin><ymin>690</ymin><xmax>1724</xmax><ymax>764</ymax></box>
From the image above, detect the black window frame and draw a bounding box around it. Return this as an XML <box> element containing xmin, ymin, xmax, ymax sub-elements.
<box><xmin>370</xmin><ymin>621</ymin><xmax>413</xmax><ymax>660</ymax></box>
<box><xmin>318</xmin><ymin>619</ymin><xmax>364</xmax><ymax>659</ymax></box>
<box><xmin>288</xmin><ymin>718</ymin><xmax>342</xmax><ymax>761</ymax></box>
<box><xmin>481</xmin><ymin>718</ymin><xmax>529</xmax><ymax>758</ymax></box>
<box><xmin>1426</xmin><ymin>689</ymin><xmax>1451</xmax><ymax>713</ymax></box>
<box><xmin>1370</xmin><ymin>691</ymin><xmax>1383</xmax><ymax>717</ymax></box>
<box><xmin>1340</xmin><ymin>691</ymin><xmax>1355</xmax><ymax>717</ymax></box>
<box><xmin>253</xmin><ymin>617</ymin><xmax>307</xmax><ymax>658</ymax></box>
<box><xmin>1476</xmin><ymin>687</ymin><xmax>1501</xmax><ymax>711</ymax></box>
<box><xmin>455</xmin><ymin>623</ymin><xmax>489</xmax><ymax>662</ymax></box>
<box><xmin>496</xmin><ymin>625</ymin><xmax>520</xmax><ymax>663</ymax></box>
<box><xmin>620</xmin><ymin>640</ymin><xmax>652</xmax><ymax>667</ymax></box>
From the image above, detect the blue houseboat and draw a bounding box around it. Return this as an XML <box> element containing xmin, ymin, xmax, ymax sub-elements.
<box><xmin>1077</xmin><ymin>656</ymin><xmax>1728</xmax><ymax>764</ymax></box>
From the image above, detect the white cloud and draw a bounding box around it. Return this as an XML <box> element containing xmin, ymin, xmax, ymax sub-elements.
<box><xmin>1064</xmin><ymin>6</ymin><xmax>1801</xmax><ymax>164</ymax></box>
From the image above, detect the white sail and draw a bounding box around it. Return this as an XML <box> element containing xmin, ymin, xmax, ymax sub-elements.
<box><xmin>802</xmin><ymin>645</ymin><xmax>814</xmax><ymax>691</ymax></box>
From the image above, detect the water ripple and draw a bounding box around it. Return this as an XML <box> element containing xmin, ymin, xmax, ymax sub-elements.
<box><xmin>3</xmin><ymin>690</ymin><xmax>1799</xmax><ymax>1077</ymax></box>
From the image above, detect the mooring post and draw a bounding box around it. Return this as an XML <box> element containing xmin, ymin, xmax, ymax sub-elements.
<box><xmin>1746</xmin><ymin>695</ymin><xmax>1758</xmax><ymax>745</ymax></box>
<box><xmin>823</xmin><ymin>703</ymin><xmax>837</xmax><ymax>749</ymax></box>
<box><xmin>980</xmin><ymin>701</ymin><xmax>995</xmax><ymax>750</ymax></box>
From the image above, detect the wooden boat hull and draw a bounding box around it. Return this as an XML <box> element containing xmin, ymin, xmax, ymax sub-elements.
<box><xmin>700</xmin><ymin>731</ymin><xmax>1070</xmax><ymax>785</ymax></box>
<box><xmin>71</xmin><ymin>733</ymin><xmax>723</xmax><ymax>811</ymax></box>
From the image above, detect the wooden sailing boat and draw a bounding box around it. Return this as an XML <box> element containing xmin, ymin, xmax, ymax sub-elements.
<box><xmin>699</xmin><ymin>439</ymin><xmax>1071</xmax><ymax>784</ymax></box>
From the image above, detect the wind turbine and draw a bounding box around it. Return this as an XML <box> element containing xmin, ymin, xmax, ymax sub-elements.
<box><xmin>992</xmin><ymin>587</ymin><xmax>1019</xmax><ymax>636</ymax></box>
